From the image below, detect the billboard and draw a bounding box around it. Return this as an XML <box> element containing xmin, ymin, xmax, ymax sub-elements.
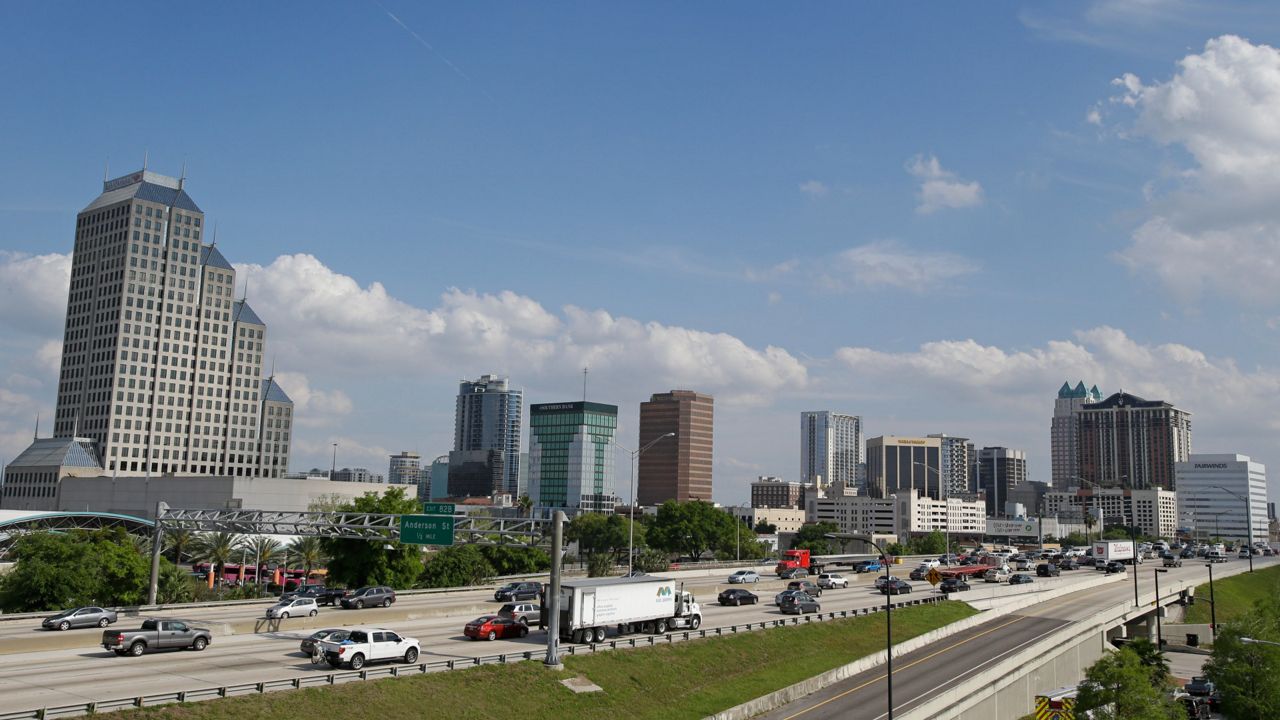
<box><xmin>985</xmin><ymin>519</ymin><xmax>1040</xmax><ymax>537</ymax></box>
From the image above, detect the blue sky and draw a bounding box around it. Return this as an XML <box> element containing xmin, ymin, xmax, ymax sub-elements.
<box><xmin>3</xmin><ymin>1</ymin><xmax>1280</xmax><ymax>505</ymax></box>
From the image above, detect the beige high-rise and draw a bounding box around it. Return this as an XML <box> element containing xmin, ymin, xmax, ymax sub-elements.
<box><xmin>53</xmin><ymin>169</ymin><xmax>292</xmax><ymax>477</ymax></box>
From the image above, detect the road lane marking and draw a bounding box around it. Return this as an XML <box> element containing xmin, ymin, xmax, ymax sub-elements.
<box><xmin>780</xmin><ymin>615</ymin><xmax>1030</xmax><ymax>720</ymax></box>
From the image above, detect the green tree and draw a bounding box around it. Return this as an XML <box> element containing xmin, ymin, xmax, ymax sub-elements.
<box><xmin>164</xmin><ymin>529</ymin><xmax>196</xmax><ymax>565</ymax></box>
<box><xmin>646</xmin><ymin>501</ymin><xmax>737</xmax><ymax>560</ymax></box>
<box><xmin>288</xmin><ymin>536</ymin><xmax>328</xmax><ymax>580</ymax></box>
<box><xmin>420</xmin><ymin>545</ymin><xmax>495</xmax><ymax>588</ymax></box>
<box><xmin>1126</xmin><ymin>637</ymin><xmax>1171</xmax><ymax>683</ymax></box>
<box><xmin>191</xmin><ymin>531</ymin><xmax>245</xmax><ymax>584</ymax></box>
<box><xmin>753</xmin><ymin>521</ymin><xmax>777</xmax><ymax>534</ymax></box>
<box><xmin>566</xmin><ymin>512</ymin><xmax>638</xmax><ymax>560</ymax></box>
<box><xmin>1204</xmin><ymin>594</ymin><xmax>1280</xmax><ymax>719</ymax></box>
<box><xmin>321</xmin><ymin>487</ymin><xmax>423</xmax><ymax>588</ymax></box>
<box><xmin>588</xmin><ymin>553</ymin><xmax>615</xmax><ymax>577</ymax></box>
<box><xmin>791</xmin><ymin>522</ymin><xmax>839</xmax><ymax>556</ymax></box>
<box><xmin>1076</xmin><ymin>646</ymin><xmax>1183</xmax><ymax>720</ymax></box>
<box><xmin>516</xmin><ymin>495</ymin><xmax>533</xmax><ymax>518</ymax></box>
<box><xmin>244</xmin><ymin>535</ymin><xmax>284</xmax><ymax>586</ymax></box>
<box><xmin>0</xmin><ymin>529</ymin><xmax>151</xmax><ymax>612</ymax></box>
<box><xmin>479</xmin><ymin>545</ymin><xmax>549</xmax><ymax>576</ymax></box>
<box><xmin>634</xmin><ymin>548</ymin><xmax>671</xmax><ymax>573</ymax></box>
<box><xmin>156</xmin><ymin>559</ymin><xmax>196</xmax><ymax>604</ymax></box>
<box><xmin>914</xmin><ymin>530</ymin><xmax>948</xmax><ymax>556</ymax></box>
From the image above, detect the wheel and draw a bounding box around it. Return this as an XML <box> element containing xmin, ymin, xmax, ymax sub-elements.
<box><xmin>734</xmin><ymin>599</ymin><xmax>741</xmax><ymax>606</ymax></box>
<box><xmin>654</xmin><ymin>619</ymin><xmax>668</xmax><ymax>634</ymax></box>
<box><xmin>349</xmin><ymin>654</ymin><xmax>365</xmax><ymax>670</ymax></box>
<box><xmin>752</xmin><ymin>597</ymin><xmax>759</xmax><ymax>604</ymax></box>
<box><xmin>58</xmin><ymin>620</ymin><xmax>70</xmax><ymax>631</ymax></box>
<box><xmin>309</xmin><ymin>609</ymin><xmax>318</xmax><ymax>617</ymax></box>
<box><xmin>354</xmin><ymin>600</ymin><xmax>364</xmax><ymax>609</ymax></box>
<box><xmin>382</xmin><ymin>599</ymin><xmax>391</xmax><ymax>608</ymax></box>
<box><xmin>690</xmin><ymin>616</ymin><xmax>701</xmax><ymax>630</ymax></box>
<box><xmin>192</xmin><ymin>636</ymin><xmax>207</xmax><ymax>651</ymax></box>
<box><xmin>594</xmin><ymin>627</ymin><xmax>606</xmax><ymax>643</ymax></box>
<box><xmin>279</xmin><ymin>612</ymin><xmax>289</xmax><ymax>620</ymax></box>
<box><xmin>129</xmin><ymin>641</ymin><xmax>146</xmax><ymax>657</ymax></box>
<box><xmin>487</xmin><ymin>630</ymin><xmax>497</xmax><ymax>641</ymax></box>
<box><xmin>404</xmin><ymin>647</ymin><xmax>418</xmax><ymax>664</ymax></box>
<box><xmin>98</xmin><ymin>618</ymin><xmax>110</xmax><ymax>628</ymax></box>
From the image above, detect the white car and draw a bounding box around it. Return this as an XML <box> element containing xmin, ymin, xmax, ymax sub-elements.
<box><xmin>817</xmin><ymin>573</ymin><xmax>848</xmax><ymax>589</ymax></box>
<box><xmin>984</xmin><ymin>567</ymin><xmax>1011</xmax><ymax>583</ymax></box>
<box><xmin>267</xmin><ymin>597</ymin><xmax>319</xmax><ymax>619</ymax></box>
<box><xmin>319</xmin><ymin>626</ymin><xmax>420</xmax><ymax>670</ymax></box>
<box><xmin>918</xmin><ymin>559</ymin><xmax>941</xmax><ymax>569</ymax></box>
<box><xmin>727</xmin><ymin>570</ymin><xmax>761</xmax><ymax>584</ymax></box>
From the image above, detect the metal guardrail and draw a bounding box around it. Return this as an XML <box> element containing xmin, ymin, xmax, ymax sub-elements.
<box><xmin>1</xmin><ymin>596</ymin><xmax>946</xmax><ymax>720</ymax></box>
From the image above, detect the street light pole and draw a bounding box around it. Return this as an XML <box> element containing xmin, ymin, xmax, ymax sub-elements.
<box><xmin>1154</xmin><ymin>568</ymin><xmax>1168</xmax><ymax>649</ymax></box>
<box><xmin>1205</xmin><ymin>562</ymin><xmax>1218</xmax><ymax>644</ymax></box>
<box><xmin>1212</xmin><ymin>485</ymin><xmax>1254</xmax><ymax>573</ymax></box>
<box><xmin>1241</xmin><ymin>637</ymin><xmax>1280</xmax><ymax>648</ymax></box>
<box><xmin>849</xmin><ymin>534</ymin><xmax>895</xmax><ymax>720</ymax></box>
<box><xmin>613</xmin><ymin>432</ymin><xmax>674</xmax><ymax>576</ymax></box>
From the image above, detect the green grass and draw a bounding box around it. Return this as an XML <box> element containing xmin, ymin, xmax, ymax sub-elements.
<box><xmin>1184</xmin><ymin>564</ymin><xmax>1280</xmax><ymax>625</ymax></box>
<box><xmin>107</xmin><ymin>601</ymin><xmax>977</xmax><ymax>720</ymax></box>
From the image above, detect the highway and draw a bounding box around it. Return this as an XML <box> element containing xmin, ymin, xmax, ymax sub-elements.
<box><xmin>0</xmin><ymin>562</ymin><xmax>1116</xmax><ymax>713</ymax></box>
<box><xmin>755</xmin><ymin>555</ymin><xmax>1277</xmax><ymax>720</ymax></box>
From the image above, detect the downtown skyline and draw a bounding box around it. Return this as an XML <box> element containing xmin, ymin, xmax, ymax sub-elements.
<box><xmin>3</xmin><ymin>3</ymin><xmax>1280</xmax><ymax>505</ymax></box>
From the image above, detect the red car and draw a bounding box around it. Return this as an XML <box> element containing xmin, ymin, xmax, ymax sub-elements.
<box><xmin>464</xmin><ymin>615</ymin><xmax>529</xmax><ymax>641</ymax></box>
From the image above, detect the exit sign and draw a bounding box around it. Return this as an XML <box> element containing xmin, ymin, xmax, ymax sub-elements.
<box><xmin>421</xmin><ymin>503</ymin><xmax>455</xmax><ymax>516</ymax></box>
<box><xmin>400</xmin><ymin>514</ymin><xmax>455</xmax><ymax>546</ymax></box>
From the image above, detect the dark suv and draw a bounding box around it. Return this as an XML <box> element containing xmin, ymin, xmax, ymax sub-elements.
<box><xmin>778</xmin><ymin>592</ymin><xmax>821</xmax><ymax>615</ymax></box>
<box><xmin>494</xmin><ymin>582</ymin><xmax>541</xmax><ymax>602</ymax></box>
<box><xmin>340</xmin><ymin>586</ymin><xmax>396</xmax><ymax>609</ymax></box>
<box><xmin>1036</xmin><ymin>563</ymin><xmax>1060</xmax><ymax>577</ymax></box>
<box><xmin>786</xmin><ymin>580</ymin><xmax>822</xmax><ymax>597</ymax></box>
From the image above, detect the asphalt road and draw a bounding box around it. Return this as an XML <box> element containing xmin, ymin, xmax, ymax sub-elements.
<box><xmin>755</xmin><ymin>555</ymin><xmax>1276</xmax><ymax>720</ymax></box>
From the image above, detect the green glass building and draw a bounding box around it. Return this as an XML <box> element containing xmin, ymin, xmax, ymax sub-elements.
<box><xmin>528</xmin><ymin>401</ymin><xmax>618</xmax><ymax>511</ymax></box>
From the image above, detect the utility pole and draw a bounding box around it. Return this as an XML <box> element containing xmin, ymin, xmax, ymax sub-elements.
<box><xmin>544</xmin><ymin>510</ymin><xmax>566</xmax><ymax>670</ymax></box>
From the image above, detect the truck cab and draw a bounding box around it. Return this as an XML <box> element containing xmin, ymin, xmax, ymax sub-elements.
<box><xmin>775</xmin><ymin>549</ymin><xmax>811</xmax><ymax>576</ymax></box>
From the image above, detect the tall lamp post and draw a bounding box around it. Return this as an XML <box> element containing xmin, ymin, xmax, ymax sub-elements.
<box><xmin>1107</xmin><ymin>513</ymin><xmax>1141</xmax><ymax>609</ymax></box>
<box><xmin>913</xmin><ymin>461</ymin><xmax>949</xmax><ymax>561</ymax></box>
<box><xmin>1211</xmin><ymin>485</ymin><xmax>1254</xmax><ymax>573</ymax></box>
<box><xmin>613</xmin><ymin>432</ymin><xmax>675</xmax><ymax>576</ymax></box>
<box><xmin>1153</xmin><ymin>568</ymin><xmax>1169</xmax><ymax>648</ymax></box>
<box><xmin>1071</xmin><ymin>476</ymin><xmax>1103</xmax><ymax>545</ymax></box>
<box><xmin>847</xmin><ymin>533</ymin><xmax>895</xmax><ymax>720</ymax></box>
<box><xmin>1205</xmin><ymin>562</ymin><xmax>1218</xmax><ymax>644</ymax></box>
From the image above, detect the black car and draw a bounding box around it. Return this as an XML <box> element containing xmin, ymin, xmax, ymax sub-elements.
<box><xmin>1180</xmin><ymin>548</ymin><xmax>1196</xmax><ymax>559</ymax></box>
<box><xmin>939</xmin><ymin>578</ymin><xmax>971</xmax><ymax>593</ymax></box>
<box><xmin>718</xmin><ymin>589</ymin><xmax>759</xmax><ymax>606</ymax></box>
<box><xmin>1036</xmin><ymin>563</ymin><xmax>1060</xmax><ymax>577</ymax></box>
<box><xmin>1185</xmin><ymin>676</ymin><xmax>1216</xmax><ymax>697</ymax></box>
<box><xmin>494</xmin><ymin>582</ymin><xmax>541</xmax><ymax>602</ymax></box>
<box><xmin>340</xmin><ymin>585</ymin><xmax>396</xmax><ymax>609</ymax></box>
<box><xmin>779</xmin><ymin>592</ymin><xmax>821</xmax><ymax>615</ymax></box>
<box><xmin>880</xmin><ymin>578</ymin><xmax>912</xmax><ymax>595</ymax></box>
<box><xmin>1009</xmin><ymin>574</ymin><xmax>1034</xmax><ymax>585</ymax></box>
<box><xmin>1103</xmin><ymin>561</ymin><xmax>1126</xmax><ymax>574</ymax></box>
<box><xmin>300</xmin><ymin>628</ymin><xmax>346</xmax><ymax>655</ymax></box>
<box><xmin>1057</xmin><ymin>558</ymin><xmax>1078</xmax><ymax>571</ymax></box>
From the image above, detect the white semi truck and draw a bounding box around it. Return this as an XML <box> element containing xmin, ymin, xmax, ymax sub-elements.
<box><xmin>549</xmin><ymin>576</ymin><xmax>702</xmax><ymax>644</ymax></box>
<box><xmin>1093</xmin><ymin>540</ymin><xmax>1138</xmax><ymax>565</ymax></box>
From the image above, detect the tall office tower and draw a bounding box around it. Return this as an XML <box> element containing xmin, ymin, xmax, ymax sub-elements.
<box><xmin>1050</xmin><ymin>381</ymin><xmax>1102</xmax><ymax>489</ymax></box>
<box><xmin>636</xmin><ymin>390</ymin><xmax>714</xmax><ymax>505</ymax></box>
<box><xmin>527</xmin><ymin>401</ymin><xmax>618</xmax><ymax>512</ymax></box>
<box><xmin>973</xmin><ymin>447</ymin><xmax>1028</xmax><ymax>517</ymax></box>
<box><xmin>1176</xmin><ymin>454</ymin><xmax>1268</xmax><ymax>545</ymax></box>
<box><xmin>865</xmin><ymin>436</ymin><xmax>942</xmax><ymax>500</ymax></box>
<box><xmin>928</xmin><ymin>434</ymin><xmax>972</xmax><ymax>495</ymax></box>
<box><xmin>1077</xmin><ymin>392</ymin><xmax>1191</xmax><ymax>490</ymax></box>
<box><xmin>449</xmin><ymin>374</ymin><xmax>522</xmax><ymax>496</ymax></box>
<box><xmin>800</xmin><ymin>411</ymin><xmax>863</xmax><ymax>489</ymax></box>
<box><xmin>51</xmin><ymin>168</ymin><xmax>291</xmax><ymax>477</ymax></box>
<box><xmin>388</xmin><ymin>451</ymin><xmax>422</xmax><ymax>487</ymax></box>
<box><xmin>258</xmin><ymin>376</ymin><xmax>294</xmax><ymax>477</ymax></box>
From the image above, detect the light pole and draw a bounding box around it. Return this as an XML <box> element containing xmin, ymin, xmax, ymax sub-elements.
<box><xmin>1212</xmin><ymin>485</ymin><xmax>1254</xmax><ymax>573</ymax></box>
<box><xmin>1070</xmin><ymin>476</ymin><xmax>1102</xmax><ymax>545</ymax></box>
<box><xmin>1205</xmin><ymin>562</ymin><xmax>1218</xmax><ymax>644</ymax></box>
<box><xmin>613</xmin><ymin>432</ymin><xmax>674</xmax><ymax>576</ymax></box>
<box><xmin>1241</xmin><ymin>637</ymin><xmax>1280</xmax><ymax>648</ymax></box>
<box><xmin>331</xmin><ymin>443</ymin><xmax>338</xmax><ymax>480</ymax></box>
<box><xmin>913</xmin><ymin>461</ymin><xmax>949</xmax><ymax>562</ymax></box>
<box><xmin>1108</xmin><ymin>513</ymin><xmax>1140</xmax><ymax>609</ymax></box>
<box><xmin>848</xmin><ymin>534</ymin><xmax>895</xmax><ymax>720</ymax></box>
<box><xmin>1154</xmin><ymin>568</ymin><xmax>1169</xmax><ymax>649</ymax></box>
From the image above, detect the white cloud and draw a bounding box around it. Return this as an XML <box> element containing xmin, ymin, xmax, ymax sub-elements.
<box><xmin>1086</xmin><ymin>106</ymin><xmax>1103</xmax><ymax>125</ymax></box>
<box><xmin>906</xmin><ymin>154</ymin><xmax>984</xmax><ymax>214</ymax></box>
<box><xmin>272</xmin><ymin>372</ymin><xmax>353</xmax><ymax>427</ymax></box>
<box><xmin>1110</xmin><ymin>36</ymin><xmax>1280</xmax><ymax>304</ymax></box>
<box><xmin>799</xmin><ymin>180</ymin><xmax>829</xmax><ymax>197</ymax></box>
<box><xmin>820</xmin><ymin>241</ymin><xmax>980</xmax><ymax>291</ymax></box>
<box><xmin>0</xmin><ymin>252</ymin><xmax>70</xmax><ymax>335</ymax></box>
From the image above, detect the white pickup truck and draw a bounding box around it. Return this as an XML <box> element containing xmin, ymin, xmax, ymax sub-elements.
<box><xmin>319</xmin><ymin>626</ymin><xmax>420</xmax><ymax>670</ymax></box>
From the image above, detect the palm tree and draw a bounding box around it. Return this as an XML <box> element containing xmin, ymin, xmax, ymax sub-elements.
<box><xmin>191</xmin><ymin>532</ymin><xmax>244</xmax><ymax>588</ymax></box>
<box><xmin>517</xmin><ymin>494</ymin><xmax>533</xmax><ymax>518</ymax></box>
<box><xmin>289</xmin><ymin>536</ymin><xmax>328</xmax><ymax>580</ymax></box>
<box><xmin>164</xmin><ymin>529</ymin><xmax>195</xmax><ymax>565</ymax></box>
<box><xmin>244</xmin><ymin>535</ymin><xmax>284</xmax><ymax>587</ymax></box>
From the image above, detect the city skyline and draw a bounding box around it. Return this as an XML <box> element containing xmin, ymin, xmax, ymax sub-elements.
<box><xmin>3</xmin><ymin>5</ymin><xmax>1280</xmax><ymax>506</ymax></box>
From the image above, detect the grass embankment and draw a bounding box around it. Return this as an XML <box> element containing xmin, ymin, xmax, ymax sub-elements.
<box><xmin>110</xmin><ymin>601</ymin><xmax>976</xmax><ymax>720</ymax></box>
<box><xmin>1184</xmin><ymin>563</ymin><xmax>1280</xmax><ymax>625</ymax></box>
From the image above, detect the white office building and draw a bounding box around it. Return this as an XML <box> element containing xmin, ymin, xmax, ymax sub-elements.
<box><xmin>1175</xmin><ymin>454</ymin><xmax>1268</xmax><ymax>545</ymax></box>
<box><xmin>1044</xmin><ymin>487</ymin><xmax>1178</xmax><ymax>538</ymax></box>
<box><xmin>801</xmin><ymin>411</ymin><xmax>864</xmax><ymax>489</ymax></box>
<box><xmin>809</xmin><ymin>492</ymin><xmax>985</xmax><ymax>538</ymax></box>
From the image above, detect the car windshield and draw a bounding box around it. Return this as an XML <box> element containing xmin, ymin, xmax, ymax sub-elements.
<box><xmin>51</xmin><ymin>609</ymin><xmax>75</xmax><ymax>618</ymax></box>
<box><xmin>472</xmin><ymin>616</ymin><xmax>497</xmax><ymax>623</ymax></box>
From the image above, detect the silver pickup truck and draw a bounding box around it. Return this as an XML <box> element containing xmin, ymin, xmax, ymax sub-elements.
<box><xmin>102</xmin><ymin>619</ymin><xmax>212</xmax><ymax>656</ymax></box>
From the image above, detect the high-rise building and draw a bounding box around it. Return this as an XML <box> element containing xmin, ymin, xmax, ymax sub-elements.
<box><xmin>1077</xmin><ymin>392</ymin><xmax>1192</xmax><ymax>490</ymax></box>
<box><xmin>800</xmin><ymin>411</ymin><xmax>863</xmax><ymax>488</ymax></box>
<box><xmin>1176</xmin><ymin>454</ymin><xmax>1268</xmax><ymax>545</ymax></box>
<box><xmin>928</xmin><ymin>434</ymin><xmax>972</xmax><ymax>496</ymax></box>
<box><xmin>49</xmin><ymin>168</ymin><xmax>291</xmax><ymax>477</ymax></box>
<box><xmin>331</xmin><ymin>467</ymin><xmax>383</xmax><ymax>483</ymax></box>
<box><xmin>1051</xmin><ymin>381</ymin><xmax>1102</xmax><ymax>490</ymax></box>
<box><xmin>750</xmin><ymin>476</ymin><xmax>807</xmax><ymax>509</ymax></box>
<box><xmin>450</xmin><ymin>374</ymin><xmax>522</xmax><ymax>496</ymax></box>
<box><xmin>636</xmin><ymin>390</ymin><xmax>714</xmax><ymax>505</ymax></box>
<box><xmin>973</xmin><ymin>447</ymin><xmax>1028</xmax><ymax>517</ymax></box>
<box><xmin>388</xmin><ymin>451</ymin><xmax>422</xmax><ymax>488</ymax></box>
<box><xmin>527</xmin><ymin>401</ymin><xmax>618</xmax><ymax>512</ymax></box>
<box><xmin>865</xmin><ymin>436</ymin><xmax>942</xmax><ymax>500</ymax></box>
<box><xmin>259</xmin><ymin>376</ymin><xmax>294</xmax><ymax>476</ymax></box>
<box><xmin>0</xmin><ymin>436</ymin><xmax>104</xmax><ymax>511</ymax></box>
<box><xmin>427</xmin><ymin>455</ymin><xmax>450</xmax><ymax>500</ymax></box>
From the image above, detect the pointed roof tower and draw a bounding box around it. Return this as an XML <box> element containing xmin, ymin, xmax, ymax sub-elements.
<box><xmin>1058</xmin><ymin>381</ymin><xmax>1073</xmax><ymax>398</ymax></box>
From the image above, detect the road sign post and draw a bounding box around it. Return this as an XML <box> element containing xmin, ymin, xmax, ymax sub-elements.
<box><xmin>925</xmin><ymin>568</ymin><xmax>942</xmax><ymax>586</ymax></box>
<box><xmin>400</xmin><ymin>514</ymin><xmax>456</xmax><ymax>546</ymax></box>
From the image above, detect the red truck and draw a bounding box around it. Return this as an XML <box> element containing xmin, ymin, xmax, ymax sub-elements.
<box><xmin>775</xmin><ymin>549</ymin><xmax>825</xmax><ymax>577</ymax></box>
<box><xmin>940</xmin><ymin>558</ymin><xmax>998</xmax><ymax>579</ymax></box>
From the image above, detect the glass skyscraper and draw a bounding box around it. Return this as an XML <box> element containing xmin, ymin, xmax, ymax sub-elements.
<box><xmin>527</xmin><ymin>401</ymin><xmax>618</xmax><ymax>512</ymax></box>
<box><xmin>450</xmin><ymin>374</ymin><xmax>522</xmax><ymax>496</ymax></box>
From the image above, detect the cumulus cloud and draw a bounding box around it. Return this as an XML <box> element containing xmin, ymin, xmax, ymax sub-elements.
<box><xmin>820</xmin><ymin>241</ymin><xmax>980</xmax><ymax>291</ymax></box>
<box><xmin>799</xmin><ymin>180</ymin><xmax>829</xmax><ymax>197</ymax></box>
<box><xmin>906</xmin><ymin>155</ymin><xmax>984</xmax><ymax>214</ymax></box>
<box><xmin>272</xmin><ymin>371</ymin><xmax>354</xmax><ymax>427</ymax></box>
<box><xmin>0</xmin><ymin>252</ymin><xmax>70</xmax><ymax>335</ymax></box>
<box><xmin>1110</xmin><ymin>35</ymin><xmax>1280</xmax><ymax>304</ymax></box>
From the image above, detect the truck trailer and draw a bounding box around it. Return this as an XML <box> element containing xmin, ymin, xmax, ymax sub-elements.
<box><xmin>548</xmin><ymin>576</ymin><xmax>702</xmax><ymax>644</ymax></box>
<box><xmin>1093</xmin><ymin>540</ymin><xmax>1137</xmax><ymax>564</ymax></box>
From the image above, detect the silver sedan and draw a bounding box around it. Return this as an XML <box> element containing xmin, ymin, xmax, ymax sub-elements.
<box><xmin>42</xmin><ymin>606</ymin><xmax>118</xmax><ymax>631</ymax></box>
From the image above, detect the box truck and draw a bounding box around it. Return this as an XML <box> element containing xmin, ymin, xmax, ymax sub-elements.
<box><xmin>547</xmin><ymin>576</ymin><xmax>702</xmax><ymax>644</ymax></box>
<box><xmin>1093</xmin><ymin>540</ymin><xmax>1137</xmax><ymax>565</ymax></box>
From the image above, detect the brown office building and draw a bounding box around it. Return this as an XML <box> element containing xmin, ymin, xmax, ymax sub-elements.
<box><xmin>1077</xmin><ymin>391</ymin><xmax>1191</xmax><ymax>491</ymax></box>
<box><xmin>636</xmin><ymin>390</ymin><xmax>714</xmax><ymax>505</ymax></box>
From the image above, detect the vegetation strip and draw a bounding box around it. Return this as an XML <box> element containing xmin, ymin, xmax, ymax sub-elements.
<box><xmin>94</xmin><ymin>602</ymin><xmax>976</xmax><ymax>720</ymax></box>
<box><xmin>1183</xmin><ymin>563</ymin><xmax>1280</xmax><ymax>625</ymax></box>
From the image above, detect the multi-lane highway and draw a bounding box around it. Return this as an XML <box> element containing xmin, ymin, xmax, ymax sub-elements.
<box><xmin>0</xmin><ymin>560</ymin><xmax>1137</xmax><ymax>714</ymax></box>
<box><xmin>755</xmin><ymin>555</ymin><xmax>1277</xmax><ymax>720</ymax></box>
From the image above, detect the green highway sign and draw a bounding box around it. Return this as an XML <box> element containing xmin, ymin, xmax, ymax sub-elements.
<box><xmin>400</xmin><ymin>514</ymin><xmax>455</xmax><ymax>546</ymax></box>
<box><xmin>421</xmin><ymin>503</ymin><xmax>455</xmax><ymax>516</ymax></box>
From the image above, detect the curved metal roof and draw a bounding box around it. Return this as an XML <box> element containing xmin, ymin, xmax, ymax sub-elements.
<box><xmin>0</xmin><ymin>509</ymin><xmax>154</xmax><ymax>529</ymax></box>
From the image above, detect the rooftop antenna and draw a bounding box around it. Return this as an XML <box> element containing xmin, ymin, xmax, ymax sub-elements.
<box><xmin>210</xmin><ymin>220</ymin><xmax>218</xmax><ymax>248</ymax></box>
<box><xmin>33</xmin><ymin>412</ymin><xmax>40</xmax><ymax>441</ymax></box>
<box><xmin>103</xmin><ymin>158</ymin><xmax>110</xmax><ymax>183</ymax></box>
<box><xmin>582</xmin><ymin>366</ymin><xmax>588</xmax><ymax>402</ymax></box>
<box><xmin>142</xmin><ymin>149</ymin><xmax>149</xmax><ymax>172</ymax></box>
<box><xmin>179</xmin><ymin>161</ymin><xmax>187</xmax><ymax>189</ymax></box>
<box><xmin>72</xmin><ymin>410</ymin><xmax>80</xmax><ymax>438</ymax></box>
<box><xmin>269</xmin><ymin>356</ymin><xmax>276</xmax><ymax>378</ymax></box>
